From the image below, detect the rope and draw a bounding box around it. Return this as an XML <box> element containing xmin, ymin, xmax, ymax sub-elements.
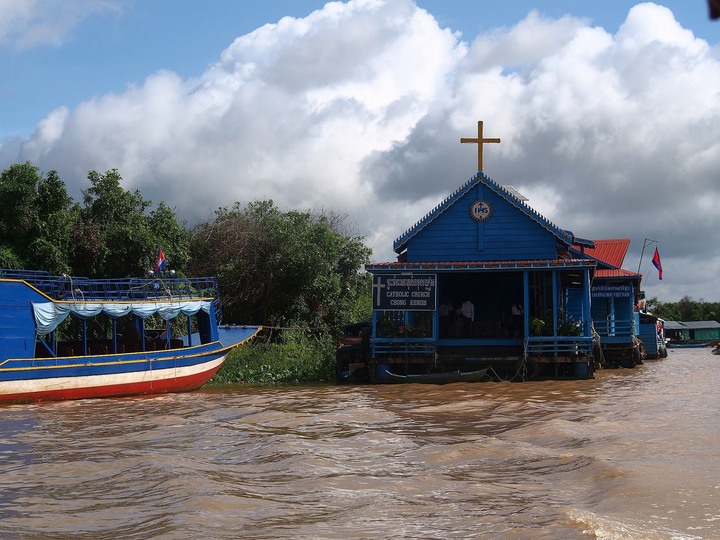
<box><xmin>486</xmin><ymin>359</ymin><xmax>525</xmax><ymax>383</ymax></box>
<box><xmin>253</xmin><ymin>324</ymin><xmax>346</xmax><ymax>332</ymax></box>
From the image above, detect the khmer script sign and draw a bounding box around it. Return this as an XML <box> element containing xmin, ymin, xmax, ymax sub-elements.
<box><xmin>372</xmin><ymin>274</ymin><xmax>437</xmax><ymax>311</ymax></box>
<box><xmin>592</xmin><ymin>285</ymin><xmax>633</xmax><ymax>298</ymax></box>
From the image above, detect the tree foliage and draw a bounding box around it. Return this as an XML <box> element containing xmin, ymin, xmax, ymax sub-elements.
<box><xmin>0</xmin><ymin>162</ymin><xmax>76</xmax><ymax>274</ymax></box>
<box><xmin>0</xmin><ymin>163</ymin><xmax>189</xmax><ymax>278</ymax></box>
<box><xmin>189</xmin><ymin>200</ymin><xmax>372</xmax><ymax>335</ymax></box>
<box><xmin>78</xmin><ymin>169</ymin><xmax>169</xmax><ymax>277</ymax></box>
<box><xmin>646</xmin><ymin>296</ymin><xmax>720</xmax><ymax>322</ymax></box>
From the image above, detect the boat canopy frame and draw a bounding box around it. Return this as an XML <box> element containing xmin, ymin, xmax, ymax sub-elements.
<box><xmin>1</xmin><ymin>269</ymin><xmax>223</xmax><ymax>360</ymax></box>
<box><xmin>32</xmin><ymin>300</ymin><xmax>213</xmax><ymax>335</ymax></box>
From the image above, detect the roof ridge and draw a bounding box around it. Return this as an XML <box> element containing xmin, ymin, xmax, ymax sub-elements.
<box><xmin>392</xmin><ymin>171</ymin><xmax>588</xmax><ymax>254</ymax></box>
<box><xmin>392</xmin><ymin>173</ymin><xmax>481</xmax><ymax>251</ymax></box>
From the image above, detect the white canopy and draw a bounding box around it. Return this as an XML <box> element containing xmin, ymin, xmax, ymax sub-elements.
<box><xmin>32</xmin><ymin>300</ymin><xmax>212</xmax><ymax>335</ymax></box>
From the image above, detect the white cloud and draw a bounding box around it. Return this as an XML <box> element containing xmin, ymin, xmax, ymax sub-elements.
<box><xmin>0</xmin><ymin>0</ymin><xmax>127</xmax><ymax>49</ymax></box>
<box><xmin>1</xmin><ymin>0</ymin><xmax>719</xmax><ymax>300</ymax></box>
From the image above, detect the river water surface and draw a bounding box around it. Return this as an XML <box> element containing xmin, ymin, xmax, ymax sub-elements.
<box><xmin>0</xmin><ymin>348</ymin><xmax>718</xmax><ymax>539</ymax></box>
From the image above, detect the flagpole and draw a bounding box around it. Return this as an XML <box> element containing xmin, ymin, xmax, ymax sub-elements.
<box><xmin>637</xmin><ymin>238</ymin><xmax>658</xmax><ymax>274</ymax></box>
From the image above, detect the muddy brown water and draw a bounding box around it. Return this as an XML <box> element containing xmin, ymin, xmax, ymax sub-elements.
<box><xmin>0</xmin><ymin>348</ymin><xmax>718</xmax><ymax>539</ymax></box>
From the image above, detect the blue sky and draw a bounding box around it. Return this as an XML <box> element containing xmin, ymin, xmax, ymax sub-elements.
<box><xmin>1</xmin><ymin>0</ymin><xmax>719</xmax><ymax>301</ymax></box>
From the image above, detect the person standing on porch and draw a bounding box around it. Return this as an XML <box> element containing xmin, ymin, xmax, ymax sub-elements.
<box><xmin>439</xmin><ymin>299</ymin><xmax>453</xmax><ymax>337</ymax></box>
<box><xmin>511</xmin><ymin>300</ymin><xmax>524</xmax><ymax>338</ymax></box>
<box><xmin>460</xmin><ymin>299</ymin><xmax>475</xmax><ymax>338</ymax></box>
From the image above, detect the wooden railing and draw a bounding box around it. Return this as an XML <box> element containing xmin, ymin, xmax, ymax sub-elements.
<box><xmin>593</xmin><ymin>318</ymin><xmax>636</xmax><ymax>338</ymax></box>
<box><xmin>525</xmin><ymin>335</ymin><xmax>594</xmax><ymax>356</ymax></box>
<box><xmin>371</xmin><ymin>338</ymin><xmax>436</xmax><ymax>358</ymax></box>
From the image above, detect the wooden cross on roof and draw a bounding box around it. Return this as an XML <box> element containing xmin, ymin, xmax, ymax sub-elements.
<box><xmin>460</xmin><ymin>120</ymin><xmax>500</xmax><ymax>171</ymax></box>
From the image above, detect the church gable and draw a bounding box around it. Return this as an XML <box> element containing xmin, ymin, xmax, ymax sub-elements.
<box><xmin>394</xmin><ymin>172</ymin><xmax>585</xmax><ymax>263</ymax></box>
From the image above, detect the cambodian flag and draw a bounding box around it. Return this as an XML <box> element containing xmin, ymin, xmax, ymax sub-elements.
<box><xmin>652</xmin><ymin>247</ymin><xmax>662</xmax><ymax>280</ymax></box>
<box><xmin>154</xmin><ymin>248</ymin><xmax>166</xmax><ymax>273</ymax></box>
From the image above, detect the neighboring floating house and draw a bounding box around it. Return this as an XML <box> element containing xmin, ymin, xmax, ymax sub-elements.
<box><xmin>665</xmin><ymin>320</ymin><xmax>720</xmax><ymax>344</ymax></box>
<box><xmin>680</xmin><ymin>321</ymin><xmax>720</xmax><ymax>341</ymax></box>
<box><xmin>572</xmin><ymin>238</ymin><xmax>645</xmax><ymax>367</ymax></box>
<box><xmin>338</xmin><ymin>170</ymin><xmax>599</xmax><ymax>383</ymax></box>
<box><xmin>663</xmin><ymin>320</ymin><xmax>688</xmax><ymax>342</ymax></box>
<box><xmin>638</xmin><ymin>312</ymin><xmax>667</xmax><ymax>359</ymax></box>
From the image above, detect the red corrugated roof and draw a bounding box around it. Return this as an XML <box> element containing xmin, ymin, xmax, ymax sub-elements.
<box><xmin>595</xmin><ymin>268</ymin><xmax>641</xmax><ymax>278</ymax></box>
<box><xmin>581</xmin><ymin>238</ymin><xmax>631</xmax><ymax>267</ymax></box>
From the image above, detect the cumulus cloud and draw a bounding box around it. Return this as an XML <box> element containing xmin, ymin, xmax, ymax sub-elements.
<box><xmin>1</xmin><ymin>0</ymin><xmax>719</xmax><ymax>300</ymax></box>
<box><xmin>0</xmin><ymin>0</ymin><xmax>127</xmax><ymax>49</ymax></box>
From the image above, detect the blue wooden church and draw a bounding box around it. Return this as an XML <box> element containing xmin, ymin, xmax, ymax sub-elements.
<box><xmin>361</xmin><ymin>171</ymin><xmax>600</xmax><ymax>381</ymax></box>
<box><xmin>336</xmin><ymin>121</ymin><xmax>656</xmax><ymax>382</ymax></box>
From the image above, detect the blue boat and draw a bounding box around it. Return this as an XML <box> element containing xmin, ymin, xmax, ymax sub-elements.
<box><xmin>383</xmin><ymin>368</ymin><xmax>488</xmax><ymax>384</ymax></box>
<box><xmin>0</xmin><ymin>269</ymin><xmax>259</xmax><ymax>404</ymax></box>
<box><xmin>666</xmin><ymin>341</ymin><xmax>710</xmax><ymax>348</ymax></box>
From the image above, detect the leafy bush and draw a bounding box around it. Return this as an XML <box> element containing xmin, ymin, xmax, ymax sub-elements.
<box><xmin>530</xmin><ymin>309</ymin><xmax>581</xmax><ymax>336</ymax></box>
<box><xmin>211</xmin><ymin>333</ymin><xmax>337</xmax><ymax>385</ymax></box>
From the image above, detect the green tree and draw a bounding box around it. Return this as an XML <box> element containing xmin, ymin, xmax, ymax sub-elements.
<box><xmin>189</xmin><ymin>200</ymin><xmax>372</xmax><ymax>334</ymax></box>
<box><xmin>648</xmin><ymin>297</ymin><xmax>720</xmax><ymax>323</ymax></box>
<box><xmin>74</xmin><ymin>169</ymin><xmax>189</xmax><ymax>277</ymax></box>
<box><xmin>0</xmin><ymin>163</ymin><xmax>75</xmax><ymax>273</ymax></box>
<box><xmin>645</xmin><ymin>297</ymin><xmax>680</xmax><ymax>321</ymax></box>
<box><xmin>0</xmin><ymin>162</ymin><xmax>40</xmax><ymax>247</ymax></box>
<box><xmin>0</xmin><ymin>163</ymin><xmax>188</xmax><ymax>279</ymax></box>
<box><xmin>30</xmin><ymin>171</ymin><xmax>78</xmax><ymax>274</ymax></box>
<box><xmin>147</xmin><ymin>201</ymin><xmax>190</xmax><ymax>274</ymax></box>
<box><xmin>76</xmin><ymin>169</ymin><xmax>152</xmax><ymax>276</ymax></box>
<box><xmin>676</xmin><ymin>296</ymin><xmax>703</xmax><ymax>321</ymax></box>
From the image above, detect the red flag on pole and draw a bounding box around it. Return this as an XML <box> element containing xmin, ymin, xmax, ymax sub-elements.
<box><xmin>651</xmin><ymin>247</ymin><xmax>662</xmax><ymax>280</ymax></box>
<box><xmin>154</xmin><ymin>248</ymin><xmax>166</xmax><ymax>273</ymax></box>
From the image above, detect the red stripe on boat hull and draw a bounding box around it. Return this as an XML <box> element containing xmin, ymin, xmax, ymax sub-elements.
<box><xmin>0</xmin><ymin>362</ymin><xmax>223</xmax><ymax>404</ymax></box>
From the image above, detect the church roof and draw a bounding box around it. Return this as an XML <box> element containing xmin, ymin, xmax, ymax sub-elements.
<box><xmin>393</xmin><ymin>171</ymin><xmax>594</xmax><ymax>254</ymax></box>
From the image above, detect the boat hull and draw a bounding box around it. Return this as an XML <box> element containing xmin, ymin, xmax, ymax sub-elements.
<box><xmin>0</xmin><ymin>350</ymin><xmax>225</xmax><ymax>404</ymax></box>
<box><xmin>666</xmin><ymin>341</ymin><xmax>709</xmax><ymax>348</ymax></box>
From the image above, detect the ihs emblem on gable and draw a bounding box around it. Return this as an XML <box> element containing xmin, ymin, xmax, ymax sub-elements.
<box><xmin>470</xmin><ymin>199</ymin><xmax>492</xmax><ymax>221</ymax></box>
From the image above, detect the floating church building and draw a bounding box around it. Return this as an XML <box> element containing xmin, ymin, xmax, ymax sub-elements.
<box><xmin>336</xmin><ymin>121</ymin><xmax>655</xmax><ymax>383</ymax></box>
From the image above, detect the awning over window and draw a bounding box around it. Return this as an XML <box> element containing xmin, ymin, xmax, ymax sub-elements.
<box><xmin>32</xmin><ymin>300</ymin><xmax>212</xmax><ymax>335</ymax></box>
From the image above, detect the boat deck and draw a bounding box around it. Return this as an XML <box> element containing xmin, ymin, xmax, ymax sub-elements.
<box><xmin>0</xmin><ymin>269</ymin><xmax>218</xmax><ymax>302</ymax></box>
